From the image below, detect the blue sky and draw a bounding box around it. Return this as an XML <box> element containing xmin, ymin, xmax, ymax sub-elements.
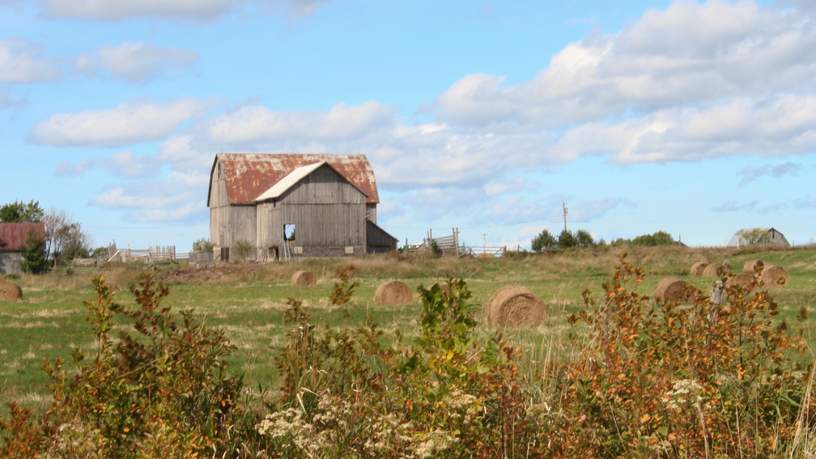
<box><xmin>1</xmin><ymin>0</ymin><xmax>815</xmax><ymax>250</ymax></box>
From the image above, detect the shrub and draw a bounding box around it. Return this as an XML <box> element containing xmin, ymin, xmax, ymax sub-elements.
<box><xmin>260</xmin><ymin>279</ymin><xmax>537</xmax><ymax>457</ymax></box>
<box><xmin>233</xmin><ymin>240</ymin><xmax>254</xmax><ymax>263</ymax></box>
<box><xmin>531</xmin><ymin>229</ymin><xmax>557</xmax><ymax>252</ymax></box>
<box><xmin>0</xmin><ymin>274</ymin><xmax>255</xmax><ymax>457</ymax></box>
<box><xmin>20</xmin><ymin>231</ymin><xmax>48</xmax><ymax>274</ymax></box>
<box><xmin>329</xmin><ymin>265</ymin><xmax>359</xmax><ymax>306</ymax></box>
<box><xmin>552</xmin><ymin>254</ymin><xmax>810</xmax><ymax>457</ymax></box>
<box><xmin>192</xmin><ymin>238</ymin><xmax>214</xmax><ymax>253</ymax></box>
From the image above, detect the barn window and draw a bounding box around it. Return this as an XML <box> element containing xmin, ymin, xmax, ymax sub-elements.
<box><xmin>284</xmin><ymin>224</ymin><xmax>296</xmax><ymax>241</ymax></box>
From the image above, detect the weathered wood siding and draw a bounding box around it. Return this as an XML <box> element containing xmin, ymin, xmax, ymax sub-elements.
<box><xmin>366</xmin><ymin>220</ymin><xmax>397</xmax><ymax>253</ymax></box>
<box><xmin>366</xmin><ymin>204</ymin><xmax>377</xmax><ymax>223</ymax></box>
<box><xmin>210</xmin><ymin>162</ymin><xmax>257</xmax><ymax>255</ymax></box>
<box><xmin>256</xmin><ymin>164</ymin><xmax>367</xmax><ymax>257</ymax></box>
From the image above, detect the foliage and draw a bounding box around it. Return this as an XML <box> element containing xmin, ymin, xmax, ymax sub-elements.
<box><xmin>0</xmin><ymin>274</ymin><xmax>254</xmax><ymax>457</ymax></box>
<box><xmin>531</xmin><ymin>229</ymin><xmax>557</xmax><ymax>252</ymax></box>
<box><xmin>329</xmin><ymin>265</ymin><xmax>359</xmax><ymax>306</ymax></box>
<box><xmin>430</xmin><ymin>239</ymin><xmax>442</xmax><ymax>257</ymax></box>
<box><xmin>20</xmin><ymin>231</ymin><xmax>48</xmax><ymax>274</ymax></box>
<box><xmin>233</xmin><ymin>240</ymin><xmax>254</xmax><ymax>263</ymax></box>
<box><xmin>0</xmin><ymin>200</ymin><xmax>43</xmax><ymax>223</ymax></box>
<box><xmin>43</xmin><ymin>210</ymin><xmax>91</xmax><ymax>265</ymax></box>
<box><xmin>574</xmin><ymin>229</ymin><xmax>595</xmax><ymax>248</ymax></box>
<box><xmin>613</xmin><ymin>230</ymin><xmax>678</xmax><ymax>247</ymax></box>
<box><xmin>261</xmin><ymin>278</ymin><xmax>536</xmax><ymax>457</ymax></box>
<box><xmin>552</xmin><ymin>254</ymin><xmax>810</xmax><ymax>457</ymax></box>
<box><xmin>558</xmin><ymin>229</ymin><xmax>577</xmax><ymax>248</ymax></box>
<box><xmin>192</xmin><ymin>238</ymin><xmax>215</xmax><ymax>253</ymax></box>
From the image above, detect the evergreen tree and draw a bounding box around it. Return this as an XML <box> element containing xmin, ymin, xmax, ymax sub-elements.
<box><xmin>20</xmin><ymin>231</ymin><xmax>48</xmax><ymax>274</ymax></box>
<box><xmin>558</xmin><ymin>230</ymin><xmax>577</xmax><ymax>248</ymax></box>
<box><xmin>531</xmin><ymin>229</ymin><xmax>557</xmax><ymax>252</ymax></box>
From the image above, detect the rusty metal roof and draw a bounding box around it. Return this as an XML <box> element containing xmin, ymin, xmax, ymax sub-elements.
<box><xmin>209</xmin><ymin>153</ymin><xmax>379</xmax><ymax>206</ymax></box>
<box><xmin>0</xmin><ymin>222</ymin><xmax>45</xmax><ymax>252</ymax></box>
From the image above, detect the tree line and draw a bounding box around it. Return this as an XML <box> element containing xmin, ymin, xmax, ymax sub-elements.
<box><xmin>532</xmin><ymin>228</ymin><xmax>680</xmax><ymax>252</ymax></box>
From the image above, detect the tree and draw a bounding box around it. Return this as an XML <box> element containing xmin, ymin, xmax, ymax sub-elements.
<box><xmin>558</xmin><ymin>230</ymin><xmax>577</xmax><ymax>248</ymax></box>
<box><xmin>0</xmin><ymin>201</ymin><xmax>44</xmax><ymax>223</ymax></box>
<box><xmin>575</xmin><ymin>230</ymin><xmax>595</xmax><ymax>248</ymax></box>
<box><xmin>738</xmin><ymin>228</ymin><xmax>771</xmax><ymax>245</ymax></box>
<box><xmin>531</xmin><ymin>229</ymin><xmax>557</xmax><ymax>252</ymax></box>
<box><xmin>20</xmin><ymin>231</ymin><xmax>48</xmax><ymax>274</ymax></box>
<box><xmin>43</xmin><ymin>210</ymin><xmax>90</xmax><ymax>265</ymax></box>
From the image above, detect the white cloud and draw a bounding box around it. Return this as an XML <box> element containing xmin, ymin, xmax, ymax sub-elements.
<box><xmin>56</xmin><ymin>151</ymin><xmax>155</xmax><ymax>178</ymax></box>
<box><xmin>436</xmin><ymin>1</ymin><xmax>816</xmax><ymax>127</ymax></box>
<box><xmin>92</xmin><ymin>185</ymin><xmax>205</xmax><ymax>222</ymax></box>
<box><xmin>76</xmin><ymin>42</ymin><xmax>198</xmax><ymax>81</ymax></box>
<box><xmin>32</xmin><ymin>99</ymin><xmax>205</xmax><ymax>147</ymax></box>
<box><xmin>207</xmin><ymin>101</ymin><xmax>393</xmax><ymax>144</ymax></box>
<box><xmin>738</xmin><ymin>161</ymin><xmax>801</xmax><ymax>185</ymax></box>
<box><xmin>0</xmin><ymin>40</ymin><xmax>61</xmax><ymax>83</ymax></box>
<box><xmin>40</xmin><ymin>0</ymin><xmax>329</xmax><ymax>21</ymax></box>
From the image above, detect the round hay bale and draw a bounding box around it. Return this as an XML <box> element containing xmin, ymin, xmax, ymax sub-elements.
<box><xmin>654</xmin><ymin>278</ymin><xmax>695</xmax><ymax>303</ymax></box>
<box><xmin>0</xmin><ymin>279</ymin><xmax>22</xmax><ymax>301</ymax></box>
<box><xmin>761</xmin><ymin>265</ymin><xmax>788</xmax><ymax>288</ymax></box>
<box><xmin>743</xmin><ymin>259</ymin><xmax>764</xmax><ymax>273</ymax></box>
<box><xmin>374</xmin><ymin>281</ymin><xmax>412</xmax><ymax>305</ymax></box>
<box><xmin>486</xmin><ymin>286</ymin><xmax>546</xmax><ymax>328</ymax></box>
<box><xmin>726</xmin><ymin>272</ymin><xmax>754</xmax><ymax>290</ymax></box>
<box><xmin>690</xmin><ymin>261</ymin><xmax>709</xmax><ymax>276</ymax></box>
<box><xmin>290</xmin><ymin>270</ymin><xmax>317</xmax><ymax>287</ymax></box>
<box><xmin>702</xmin><ymin>263</ymin><xmax>729</xmax><ymax>278</ymax></box>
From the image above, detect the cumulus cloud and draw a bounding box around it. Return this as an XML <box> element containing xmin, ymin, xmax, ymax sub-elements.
<box><xmin>92</xmin><ymin>185</ymin><xmax>205</xmax><ymax>222</ymax></box>
<box><xmin>75</xmin><ymin>42</ymin><xmax>198</xmax><ymax>81</ymax></box>
<box><xmin>0</xmin><ymin>40</ymin><xmax>61</xmax><ymax>83</ymax></box>
<box><xmin>738</xmin><ymin>161</ymin><xmax>802</xmax><ymax>185</ymax></box>
<box><xmin>486</xmin><ymin>196</ymin><xmax>634</xmax><ymax>225</ymax></box>
<box><xmin>40</xmin><ymin>0</ymin><xmax>329</xmax><ymax>21</ymax></box>
<box><xmin>32</xmin><ymin>99</ymin><xmax>205</xmax><ymax>147</ymax></box>
<box><xmin>438</xmin><ymin>2</ymin><xmax>816</xmax><ymax>128</ymax></box>
<box><xmin>56</xmin><ymin>151</ymin><xmax>156</xmax><ymax>178</ymax></box>
<box><xmin>207</xmin><ymin>101</ymin><xmax>393</xmax><ymax>144</ymax></box>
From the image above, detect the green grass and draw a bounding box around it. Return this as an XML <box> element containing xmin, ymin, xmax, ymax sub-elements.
<box><xmin>2</xmin><ymin>245</ymin><xmax>815</xmax><ymax>413</ymax></box>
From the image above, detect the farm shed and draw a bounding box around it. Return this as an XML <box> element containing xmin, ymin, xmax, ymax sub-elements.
<box><xmin>0</xmin><ymin>222</ymin><xmax>45</xmax><ymax>274</ymax></box>
<box><xmin>727</xmin><ymin>227</ymin><xmax>790</xmax><ymax>248</ymax></box>
<box><xmin>208</xmin><ymin>153</ymin><xmax>397</xmax><ymax>261</ymax></box>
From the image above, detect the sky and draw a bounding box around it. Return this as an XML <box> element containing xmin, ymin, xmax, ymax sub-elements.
<box><xmin>1</xmin><ymin>0</ymin><xmax>815</xmax><ymax>251</ymax></box>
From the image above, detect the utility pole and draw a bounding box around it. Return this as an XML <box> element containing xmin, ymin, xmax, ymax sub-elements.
<box><xmin>562</xmin><ymin>202</ymin><xmax>569</xmax><ymax>233</ymax></box>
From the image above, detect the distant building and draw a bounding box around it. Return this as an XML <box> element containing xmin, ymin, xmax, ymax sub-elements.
<box><xmin>207</xmin><ymin>153</ymin><xmax>397</xmax><ymax>261</ymax></box>
<box><xmin>0</xmin><ymin>222</ymin><xmax>46</xmax><ymax>274</ymax></box>
<box><xmin>727</xmin><ymin>227</ymin><xmax>790</xmax><ymax>248</ymax></box>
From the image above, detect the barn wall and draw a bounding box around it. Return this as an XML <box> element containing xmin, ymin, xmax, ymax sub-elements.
<box><xmin>0</xmin><ymin>252</ymin><xmax>22</xmax><ymax>275</ymax></box>
<box><xmin>271</xmin><ymin>164</ymin><xmax>367</xmax><ymax>257</ymax></box>
<box><xmin>366</xmin><ymin>204</ymin><xmax>377</xmax><ymax>223</ymax></box>
<box><xmin>366</xmin><ymin>220</ymin><xmax>397</xmax><ymax>254</ymax></box>
<box><xmin>210</xmin><ymin>161</ymin><xmax>258</xmax><ymax>259</ymax></box>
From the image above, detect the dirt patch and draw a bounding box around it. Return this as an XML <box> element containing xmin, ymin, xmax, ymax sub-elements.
<box><xmin>654</xmin><ymin>278</ymin><xmax>696</xmax><ymax>303</ymax></box>
<box><xmin>291</xmin><ymin>271</ymin><xmax>317</xmax><ymax>287</ymax></box>
<box><xmin>0</xmin><ymin>279</ymin><xmax>22</xmax><ymax>301</ymax></box>
<box><xmin>374</xmin><ymin>281</ymin><xmax>413</xmax><ymax>305</ymax></box>
<box><xmin>486</xmin><ymin>286</ymin><xmax>546</xmax><ymax>328</ymax></box>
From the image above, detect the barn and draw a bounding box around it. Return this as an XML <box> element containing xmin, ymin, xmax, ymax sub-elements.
<box><xmin>727</xmin><ymin>227</ymin><xmax>791</xmax><ymax>248</ymax></box>
<box><xmin>0</xmin><ymin>222</ymin><xmax>46</xmax><ymax>274</ymax></box>
<box><xmin>207</xmin><ymin>153</ymin><xmax>397</xmax><ymax>261</ymax></box>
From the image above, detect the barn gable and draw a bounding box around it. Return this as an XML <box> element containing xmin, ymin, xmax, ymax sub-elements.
<box><xmin>207</xmin><ymin>153</ymin><xmax>379</xmax><ymax>207</ymax></box>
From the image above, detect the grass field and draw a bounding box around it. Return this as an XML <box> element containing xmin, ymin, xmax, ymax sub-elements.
<box><xmin>2</xmin><ymin>245</ymin><xmax>816</xmax><ymax>414</ymax></box>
